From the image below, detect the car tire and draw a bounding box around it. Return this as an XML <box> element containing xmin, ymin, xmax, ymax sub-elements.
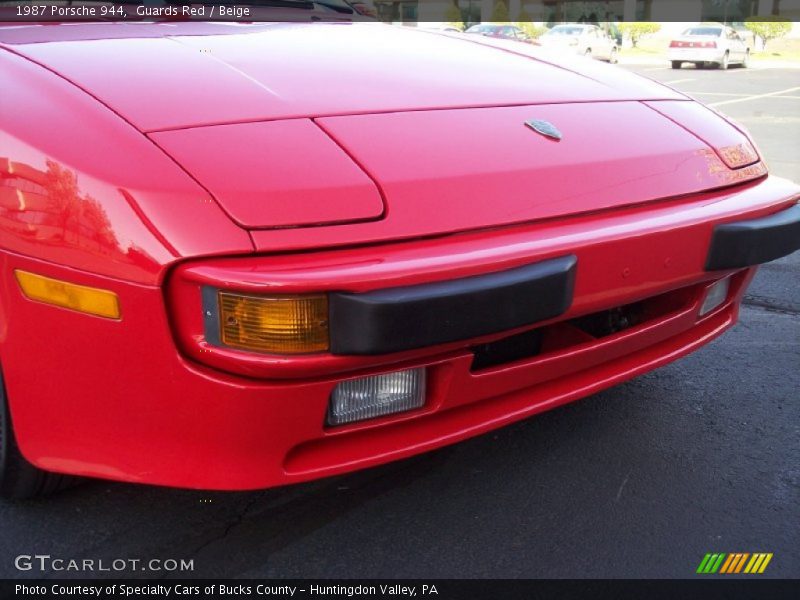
<box><xmin>609</xmin><ymin>47</ymin><xmax>618</xmax><ymax>64</ymax></box>
<box><xmin>0</xmin><ymin>369</ymin><xmax>77</xmax><ymax>500</ymax></box>
<box><xmin>671</xmin><ymin>60</ymin><xmax>682</xmax><ymax>69</ymax></box>
<box><xmin>719</xmin><ymin>52</ymin><xmax>729</xmax><ymax>70</ymax></box>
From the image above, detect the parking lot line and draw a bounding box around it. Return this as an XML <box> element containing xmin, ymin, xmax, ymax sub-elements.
<box><xmin>664</xmin><ymin>78</ymin><xmax>696</xmax><ymax>84</ymax></box>
<box><xmin>681</xmin><ymin>91</ymin><xmax>751</xmax><ymax>97</ymax></box>
<box><xmin>686</xmin><ymin>91</ymin><xmax>800</xmax><ymax>99</ymax></box>
<box><xmin>708</xmin><ymin>86</ymin><xmax>800</xmax><ymax>107</ymax></box>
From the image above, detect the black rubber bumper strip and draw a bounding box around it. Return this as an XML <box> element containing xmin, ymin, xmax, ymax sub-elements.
<box><xmin>329</xmin><ymin>255</ymin><xmax>577</xmax><ymax>356</ymax></box>
<box><xmin>706</xmin><ymin>203</ymin><xmax>800</xmax><ymax>271</ymax></box>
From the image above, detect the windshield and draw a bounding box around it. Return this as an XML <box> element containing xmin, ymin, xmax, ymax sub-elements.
<box><xmin>546</xmin><ymin>26</ymin><xmax>585</xmax><ymax>36</ymax></box>
<box><xmin>683</xmin><ymin>27</ymin><xmax>723</xmax><ymax>36</ymax></box>
<box><xmin>466</xmin><ymin>24</ymin><xmax>503</xmax><ymax>33</ymax></box>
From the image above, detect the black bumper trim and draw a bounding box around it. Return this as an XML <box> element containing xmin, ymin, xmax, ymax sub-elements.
<box><xmin>706</xmin><ymin>203</ymin><xmax>800</xmax><ymax>271</ymax></box>
<box><xmin>329</xmin><ymin>255</ymin><xmax>577</xmax><ymax>356</ymax></box>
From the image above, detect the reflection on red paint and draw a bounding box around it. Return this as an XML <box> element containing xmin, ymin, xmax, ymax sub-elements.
<box><xmin>0</xmin><ymin>157</ymin><xmax>160</xmax><ymax>273</ymax></box>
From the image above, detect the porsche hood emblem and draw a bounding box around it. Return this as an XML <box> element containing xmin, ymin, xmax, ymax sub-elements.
<box><xmin>525</xmin><ymin>119</ymin><xmax>563</xmax><ymax>141</ymax></box>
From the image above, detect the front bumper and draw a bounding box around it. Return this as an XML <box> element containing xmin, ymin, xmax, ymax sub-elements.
<box><xmin>328</xmin><ymin>256</ymin><xmax>577</xmax><ymax>355</ymax></box>
<box><xmin>706</xmin><ymin>203</ymin><xmax>800</xmax><ymax>270</ymax></box>
<box><xmin>4</xmin><ymin>176</ymin><xmax>800</xmax><ymax>490</ymax></box>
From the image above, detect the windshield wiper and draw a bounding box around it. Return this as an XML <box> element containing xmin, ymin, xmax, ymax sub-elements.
<box><xmin>312</xmin><ymin>1</ymin><xmax>354</xmax><ymax>13</ymax></box>
<box><xmin>267</xmin><ymin>0</ymin><xmax>355</xmax><ymax>14</ymax></box>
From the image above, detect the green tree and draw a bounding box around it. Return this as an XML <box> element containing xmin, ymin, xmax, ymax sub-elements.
<box><xmin>516</xmin><ymin>22</ymin><xmax>546</xmax><ymax>40</ymax></box>
<box><xmin>618</xmin><ymin>22</ymin><xmax>661</xmax><ymax>48</ymax></box>
<box><xmin>515</xmin><ymin>9</ymin><xmax>546</xmax><ymax>39</ymax></box>
<box><xmin>443</xmin><ymin>1</ymin><xmax>463</xmax><ymax>30</ymax></box>
<box><xmin>491</xmin><ymin>0</ymin><xmax>509</xmax><ymax>23</ymax></box>
<box><xmin>744</xmin><ymin>17</ymin><xmax>792</xmax><ymax>50</ymax></box>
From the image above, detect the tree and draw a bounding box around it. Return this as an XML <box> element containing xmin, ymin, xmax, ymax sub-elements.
<box><xmin>443</xmin><ymin>1</ymin><xmax>463</xmax><ymax>30</ymax></box>
<box><xmin>618</xmin><ymin>22</ymin><xmax>661</xmax><ymax>48</ymax></box>
<box><xmin>515</xmin><ymin>9</ymin><xmax>546</xmax><ymax>39</ymax></box>
<box><xmin>43</xmin><ymin>159</ymin><xmax>116</xmax><ymax>248</ymax></box>
<box><xmin>744</xmin><ymin>17</ymin><xmax>792</xmax><ymax>50</ymax></box>
<box><xmin>44</xmin><ymin>159</ymin><xmax>81</xmax><ymax>241</ymax></box>
<box><xmin>491</xmin><ymin>0</ymin><xmax>509</xmax><ymax>23</ymax></box>
<box><xmin>516</xmin><ymin>21</ymin><xmax>546</xmax><ymax>40</ymax></box>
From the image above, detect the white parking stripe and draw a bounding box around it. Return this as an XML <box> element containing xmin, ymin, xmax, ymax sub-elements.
<box><xmin>682</xmin><ymin>91</ymin><xmax>750</xmax><ymax>97</ymax></box>
<box><xmin>685</xmin><ymin>91</ymin><xmax>800</xmax><ymax>99</ymax></box>
<box><xmin>664</xmin><ymin>78</ymin><xmax>696</xmax><ymax>84</ymax></box>
<box><xmin>708</xmin><ymin>86</ymin><xmax>800</xmax><ymax>107</ymax></box>
<box><xmin>710</xmin><ymin>67</ymin><xmax>762</xmax><ymax>75</ymax></box>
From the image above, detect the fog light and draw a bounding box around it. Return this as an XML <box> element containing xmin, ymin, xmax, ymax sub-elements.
<box><xmin>328</xmin><ymin>368</ymin><xmax>426</xmax><ymax>426</ymax></box>
<box><xmin>700</xmin><ymin>277</ymin><xmax>730</xmax><ymax>316</ymax></box>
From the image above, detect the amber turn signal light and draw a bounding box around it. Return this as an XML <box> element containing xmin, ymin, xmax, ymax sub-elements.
<box><xmin>717</xmin><ymin>142</ymin><xmax>759</xmax><ymax>169</ymax></box>
<box><xmin>15</xmin><ymin>270</ymin><xmax>120</xmax><ymax>319</ymax></box>
<box><xmin>218</xmin><ymin>291</ymin><xmax>329</xmax><ymax>354</ymax></box>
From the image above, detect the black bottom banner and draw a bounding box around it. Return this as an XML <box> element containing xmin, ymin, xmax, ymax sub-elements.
<box><xmin>2</xmin><ymin>580</ymin><xmax>800</xmax><ymax>600</ymax></box>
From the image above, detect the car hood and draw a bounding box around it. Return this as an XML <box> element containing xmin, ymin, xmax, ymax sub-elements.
<box><xmin>150</xmin><ymin>99</ymin><xmax>763</xmax><ymax>231</ymax></box>
<box><xmin>2</xmin><ymin>21</ymin><xmax>685</xmax><ymax>132</ymax></box>
<box><xmin>2</xmin><ymin>22</ymin><xmax>761</xmax><ymax>234</ymax></box>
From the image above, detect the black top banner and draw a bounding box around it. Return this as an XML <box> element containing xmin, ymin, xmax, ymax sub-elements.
<box><xmin>0</xmin><ymin>0</ymin><xmax>798</xmax><ymax>23</ymax></box>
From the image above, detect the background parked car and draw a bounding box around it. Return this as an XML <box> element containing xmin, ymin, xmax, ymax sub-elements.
<box><xmin>538</xmin><ymin>24</ymin><xmax>619</xmax><ymax>63</ymax></box>
<box><xmin>418</xmin><ymin>23</ymin><xmax>463</xmax><ymax>33</ymax></box>
<box><xmin>668</xmin><ymin>23</ymin><xmax>750</xmax><ymax>70</ymax></box>
<box><xmin>345</xmin><ymin>0</ymin><xmax>377</xmax><ymax>18</ymax></box>
<box><xmin>464</xmin><ymin>23</ymin><xmax>533</xmax><ymax>44</ymax></box>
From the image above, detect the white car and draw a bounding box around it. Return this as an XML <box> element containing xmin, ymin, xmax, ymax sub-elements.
<box><xmin>538</xmin><ymin>24</ymin><xmax>619</xmax><ymax>63</ymax></box>
<box><xmin>419</xmin><ymin>23</ymin><xmax>465</xmax><ymax>34</ymax></box>
<box><xmin>668</xmin><ymin>24</ymin><xmax>750</xmax><ymax>70</ymax></box>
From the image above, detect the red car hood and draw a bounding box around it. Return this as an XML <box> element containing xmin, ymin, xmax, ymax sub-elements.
<box><xmin>2</xmin><ymin>22</ymin><xmax>761</xmax><ymax>233</ymax></box>
<box><xmin>2</xmin><ymin>21</ymin><xmax>684</xmax><ymax>131</ymax></box>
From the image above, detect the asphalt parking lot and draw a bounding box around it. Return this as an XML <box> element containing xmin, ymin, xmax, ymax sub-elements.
<box><xmin>1</xmin><ymin>63</ymin><xmax>798</xmax><ymax>581</ymax></box>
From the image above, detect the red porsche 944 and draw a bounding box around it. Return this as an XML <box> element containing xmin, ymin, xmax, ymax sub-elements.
<box><xmin>1</xmin><ymin>18</ymin><xmax>799</xmax><ymax>498</ymax></box>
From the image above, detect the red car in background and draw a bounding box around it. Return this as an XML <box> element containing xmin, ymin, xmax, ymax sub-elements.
<box><xmin>1</xmin><ymin>16</ymin><xmax>799</xmax><ymax>498</ymax></box>
<box><xmin>465</xmin><ymin>23</ymin><xmax>535</xmax><ymax>44</ymax></box>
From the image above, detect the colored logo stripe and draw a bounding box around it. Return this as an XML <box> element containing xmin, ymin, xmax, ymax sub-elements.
<box><xmin>719</xmin><ymin>554</ymin><xmax>736</xmax><ymax>573</ymax></box>
<box><xmin>697</xmin><ymin>553</ymin><xmax>773</xmax><ymax>574</ymax></box>
<box><xmin>720</xmin><ymin>553</ymin><xmax>749</xmax><ymax>573</ymax></box>
<box><xmin>697</xmin><ymin>553</ymin><xmax>726</xmax><ymax>573</ymax></box>
<box><xmin>744</xmin><ymin>553</ymin><xmax>773</xmax><ymax>574</ymax></box>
